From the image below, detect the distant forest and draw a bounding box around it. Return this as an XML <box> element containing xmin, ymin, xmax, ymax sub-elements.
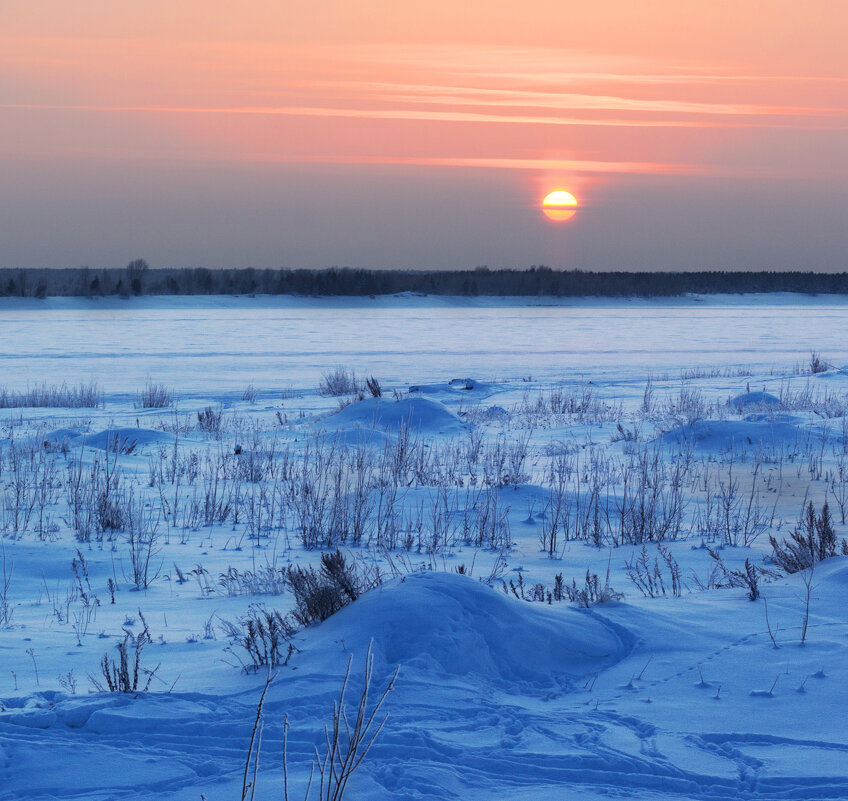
<box><xmin>2</xmin><ymin>262</ymin><xmax>848</xmax><ymax>298</ymax></box>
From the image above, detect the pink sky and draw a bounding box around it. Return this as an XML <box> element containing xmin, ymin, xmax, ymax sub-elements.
<box><xmin>2</xmin><ymin>1</ymin><xmax>847</xmax><ymax>270</ymax></box>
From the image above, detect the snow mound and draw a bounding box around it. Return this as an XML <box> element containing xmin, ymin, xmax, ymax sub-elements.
<box><xmin>448</xmin><ymin>377</ymin><xmax>481</xmax><ymax>390</ymax></box>
<box><xmin>42</xmin><ymin>427</ymin><xmax>88</xmax><ymax>447</ymax></box>
<box><xmin>306</xmin><ymin>572</ymin><xmax>631</xmax><ymax>692</ymax></box>
<box><xmin>728</xmin><ymin>391</ymin><xmax>781</xmax><ymax>411</ymax></box>
<box><xmin>479</xmin><ymin>404</ymin><xmax>510</xmax><ymax>421</ymax></box>
<box><xmin>83</xmin><ymin>427</ymin><xmax>174</xmax><ymax>452</ymax></box>
<box><xmin>324</xmin><ymin>396</ymin><xmax>464</xmax><ymax>434</ymax></box>
<box><xmin>656</xmin><ymin>418</ymin><xmax>815</xmax><ymax>452</ymax></box>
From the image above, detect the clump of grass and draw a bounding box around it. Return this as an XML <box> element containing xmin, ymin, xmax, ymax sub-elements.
<box><xmin>0</xmin><ymin>381</ymin><xmax>101</xmax><ymax>408</ymax></box>
<box><xmin>365</xmin><ymin>376</ymin><xmax>382</xmax><ymax>398</ymax></box>
<box><xmin>136</xmin><ymin>379</ymin><xmax>173</xmax><ymax>409</ymax></box>
<box><xmin>225</xmin><ymin>604</ymin><xmax>295</xmax><ymax>672</ymax></box>
<box><xmin>89</xmin><ymin>612</ymin><xmax>160</xmax><ymax>693</ymax></box>
<box><xmin>809</xmin><ymin>351</ymin><xmax>829</xmax><ymax>374</ymax></box>
<box><xmin>219</xmin><ymin>565</ymin><xmax>288</xmax><ymax>597</ymax></box>
<box><xmin>769</xmin><ymin>501</ymin><xmax>840</xmax><ymax>573</ymax></box>
<box><xmin>318</xmin><ymin>366</ymin><xmax>360</xmax><ymax>397</ymax></box>
<box><xmin>197</xmin><ymin>405</ymin><xmax>223</xmax><ymax>434</ymax></box>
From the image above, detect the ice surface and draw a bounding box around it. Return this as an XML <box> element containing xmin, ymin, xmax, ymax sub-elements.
<box><xmin>1</xmin><ymin>293</ymin><xmax>847</xmax><ymax>393</ymax></box>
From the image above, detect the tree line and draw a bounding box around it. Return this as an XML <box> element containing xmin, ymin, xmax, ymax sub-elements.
<box><xmin>2</xmin><ymin>262</ymin><xmax>848</xmax><ymax>298</ymax></box>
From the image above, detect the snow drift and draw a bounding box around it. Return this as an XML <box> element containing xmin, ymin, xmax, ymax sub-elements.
<box><xmin>655</xmin><ymin>417</ymin><xmax>816</xmax><ymax>452</ymax></box>
<box><xmin>79</xmin><ymin>427</ymin><xmax>174</xmax><ymax>452</ymax></box>
<box><xmin>324</xmin><ymin>396</ymin><xmax>465</xmax><ymax>434</ymax></box>
<box><xmin>303</xmin><ymin>571</ymin><xmax>632</xmax><ymax>693</ymax></box>
<box><xmin>727</xmin><ymin>391</ymin><xmax>781</xmax><ymax>411</ymax></box>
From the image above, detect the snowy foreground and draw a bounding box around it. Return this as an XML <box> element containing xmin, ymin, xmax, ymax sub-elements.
<box><xmin>1</xmin><ymin>296</ymin><xmax>848</xmax><ymax>800</ymax></box>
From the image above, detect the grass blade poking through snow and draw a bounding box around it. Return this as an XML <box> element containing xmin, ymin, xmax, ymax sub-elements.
<box><xmin>314</xmin><ymin>641</ymin><xmax>398</xmax><ymax>801</ymax></box>
<box><xmin>240</xmin><ymin>641</ymin><xmax>398</xmax><ymax>801</ymax></box>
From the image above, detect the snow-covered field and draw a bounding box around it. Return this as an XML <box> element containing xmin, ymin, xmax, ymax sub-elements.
<box><xmin>1</xmin><ymin>294</ymin><xmax>848</xmax><ymax>801</ymax></box>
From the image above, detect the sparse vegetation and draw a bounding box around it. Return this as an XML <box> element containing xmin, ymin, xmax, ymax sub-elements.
<box><xmin>222</xmin><ymin>552</ymin><xmax>382</xmax><ymax>672</ymax></box>
<box><xmin>238</xmin><ymin>643</ymin><xmax>397</xmax><ymax>801</ymax></box>
<box><xmin>625</xmin><ymin>544</ymin><xmax>684</xmax><ymax>598</ymax></box>
<box><xmin>707</xmin><ymin>550</ymin><xmax>779</xmax><ymax>601</ymax></box>
<box><xmin>0</xmin><ymin>381</ymin><xmax>100</xmax><ymax>408</ymax></box>
<box><xmin>504</xmin><ymin>568</ymin><xmax>622</xmax><ymax>608</ymax></box>
<box><xmin>136</xmin><ymin>379</ymin><xmax>173</xmax><ymax>408</ymax></box>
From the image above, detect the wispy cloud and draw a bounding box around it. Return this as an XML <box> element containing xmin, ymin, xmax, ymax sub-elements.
<box><xmin>3</xmin><ymin>39</ymin><xmax>846</xmax><ymax>173</ymax></box>
<box><xmin>340</xmin><ymin>83</ymin><xmax>837</xmax><ymax>119</ymax></box>
<box><xmin>244</xmin><ymin>153</ymin><xmax>702</xmax><ymax>174</ymax></box>
<box><xmin>4</xmin><ymin>103</ymin><xmax>839</xmax><ymax>131</ymax></box>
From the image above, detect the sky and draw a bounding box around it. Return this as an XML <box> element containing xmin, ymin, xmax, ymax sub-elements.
<box><xmin>2</xmin><ymin>1</ymin><xmax>847</xmax><ymax>271</ymax></box>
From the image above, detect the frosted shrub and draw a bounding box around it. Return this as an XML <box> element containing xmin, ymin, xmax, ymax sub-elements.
<box><xmin>624</xmin><ymin>544</ymin><xmax>684</xmax><ymax>598</ymax></box>
<box><xmin>664</xmin><ymin>382</ymin><xmax>708</xmax><ymax>425</ymax></box>
<box><xmin>365</xmin><ymin>375</ymin><xmax>382</xmax><ymax>397</ymax></box>
<box><xmin>90</xmin><ymin>613</ymin><xmax>158</xmax><ymax>693</ymax></box>
<box><xmin>809</xmin><ymin>351</ymin><xmax>828</xmax><ymax>374</ymax></box>
<box><xmin>196</xmin><ymin>405</ymin><xmax>223</xmax><ymax>435</ymax></box>
<box><xmin>565</xmin><ymin>570</ymin><xmax>624</xmax><ymax>607</ymax></box>
<box><xmin>286</xmin><ymin>550</ymin><xmax>381</xmax><ymax>627</ymax></box>
<box><xmin>318</xmin><ymin>366</ymin><xmax>360</xmax><ymax>396</ymax></box>
<box><xmin>706</xmin><ymin>550</ymin><xmax>777</xmax><ymax>601</ymax></box>
<box><xmin>225</xmin><ymin>604</ymin><xmax>295</xmax><ymax>672</ymax></box>
<box><xmin>769</xmin><ymin>501</ymin><xmax>841</xmax><ymax>573</ymax></box>
<box><xmin>136</xmin><ymin>379</ymin><xmax>173</xmax><ymax>409</ymax></box>
<box><xmin>124</xmin><ymin>493</ymin><xmax>162</xmax><ymax>589</ymax></box>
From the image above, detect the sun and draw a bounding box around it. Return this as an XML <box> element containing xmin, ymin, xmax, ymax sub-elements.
<box><xmin>542</xmin><ymin>190</ymin><xmax>578</xmax><ymax>222</ymax></box>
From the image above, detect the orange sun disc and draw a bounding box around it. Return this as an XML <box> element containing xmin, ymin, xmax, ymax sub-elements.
<box><xmin>542</xmin><ymin>190</ymin><xmax>578</xmax><ymax>222</ymax></box>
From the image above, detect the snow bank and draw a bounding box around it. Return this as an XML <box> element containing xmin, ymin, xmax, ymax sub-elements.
<box><xmin>323</xmin><ymin>396</ymin><xmax>465</xmax><ymax>434</ymax></box>
<box><xmin>728</xmin><ymin>391</ymin><xmax>781</xmax><ymax>411</ymax></box>
<box><xmin>304</xmin><ymin>572</ymin><xmax>632</xmax><ymax>693</ymax></box>
<box><xmin>41</xmin><ymin>427</ymin><xmax>88</xmax><ymax>447</ymax></box>
<box><xmin>656</xmin><ymin>418</ymin><xmax>817</xmax><ymax>452</ymax></box>
<box><xmin>82</xmin><ymin>427</ymin><xmax>175</xmax><ymax>451</ymax></box>
<box><xmin>39</xmin><ymin>426</ymin><xmax>175</xmax><ymax>452</ymax></box>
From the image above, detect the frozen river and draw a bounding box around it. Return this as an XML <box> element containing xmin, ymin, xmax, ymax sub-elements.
<box><xmin>1</xmin><ymin>294</ymin><xmax>847</xmax><ymax>394</ymax></box>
